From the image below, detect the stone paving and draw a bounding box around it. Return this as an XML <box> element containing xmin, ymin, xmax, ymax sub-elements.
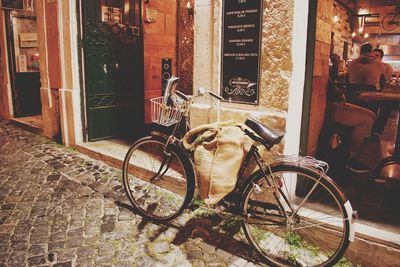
<box><xmin>0</xmin><ymin>121</ymin><xmax>264</xmax><ymax>267</ymax></box>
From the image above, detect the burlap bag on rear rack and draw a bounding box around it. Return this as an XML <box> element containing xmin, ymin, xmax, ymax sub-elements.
<box><xmin>182</xmin><ymin>120</ymin><xmax>253</xmax><ymax>205</ymax></box>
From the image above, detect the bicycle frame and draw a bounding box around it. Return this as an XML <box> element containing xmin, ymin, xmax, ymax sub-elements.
<box><xmin>153</xmin><ymin>87</ymin><xmax>357</xmax><ymax>242</ymax></box>
<box><xmin>157</xmin><ymin>101</ymin><xmax>306</xmax><ymax>222</ymax></box>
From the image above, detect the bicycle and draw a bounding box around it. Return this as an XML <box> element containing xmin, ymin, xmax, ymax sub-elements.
<box><xmin>381</xmin><ymin>10</ymin><xmax>400</xmax><ymax>32</ymax></box>
<box><xmin>122</xmin><ymin>77</ymin><xmax>356</xmax><ymax>266</ymax></box>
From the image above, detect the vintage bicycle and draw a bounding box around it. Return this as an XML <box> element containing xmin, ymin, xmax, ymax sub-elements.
<box><xmin>381</xmin><ymin>9</ymin><xmax>400</xmax><ymax>32</ymax></box>
<box><xmin>122</xmin><ymin>77</ymin><xmax>356</xmax><ymax>266</ymax></box>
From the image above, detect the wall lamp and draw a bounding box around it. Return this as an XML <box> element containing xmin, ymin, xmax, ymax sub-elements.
<box><xmin>186</xmin><ymin>1</ymin><xmax>193</xmax><ymax>17</ymax></box>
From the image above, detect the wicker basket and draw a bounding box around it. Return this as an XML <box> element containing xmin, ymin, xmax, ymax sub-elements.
<box><xmin>150</xmin><ymin>97</ymin><xmax>182</xmax><ymax>126</ymax></box>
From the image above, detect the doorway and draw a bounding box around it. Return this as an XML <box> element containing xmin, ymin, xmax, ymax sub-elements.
<box><xmin>5</xmin><ymin>10</ymin><xmax>41</xmax><ymax>120</ymax></box>
<box><xmin>81</xmin><ymin>0</ymin><xmax>144</xmax><ymax>141</ymax></box>
<box><xmin>302</xmin><ymin>0</ymin><xmax>400</xmax><ymax>247</ymax></box>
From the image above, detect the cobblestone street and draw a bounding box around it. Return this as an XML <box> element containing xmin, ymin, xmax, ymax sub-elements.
<box><xmin>0</xmin><ymin>121</ymin><xmax>263</xmax><ymax>267</ymax></box>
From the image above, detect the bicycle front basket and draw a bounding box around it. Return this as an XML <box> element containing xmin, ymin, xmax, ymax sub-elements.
<box><xmin>150</xmin><ymin>97</ymin><xmax>183</xmax><ymax>127</ymax></box>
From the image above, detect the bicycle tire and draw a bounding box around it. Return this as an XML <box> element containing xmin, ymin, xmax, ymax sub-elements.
<box><xmin>241</xmin><ymin>163</ymin><xmax>350</xmax><ymax>267</ymax></box>
<box><xmin>381</xmin><ymin>14</ymin><xmax>398</xmax><ymax>32</ymax></box>
<box><xmin>122</xmin><ymin>134</ymin><xmax>195</xmax><ymax>221</ymax></box>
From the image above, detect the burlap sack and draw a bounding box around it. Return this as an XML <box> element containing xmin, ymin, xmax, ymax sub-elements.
<box><xmin>183</xmin><ymin>121</ymin><xmax>253</xmax><ymax>205</ymax></box>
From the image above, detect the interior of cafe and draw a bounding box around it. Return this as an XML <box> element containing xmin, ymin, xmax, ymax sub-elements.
<box><xmin>308</xmin><ymin>0</ymin><xmax>400</xmax><ymax>236</ymax></box>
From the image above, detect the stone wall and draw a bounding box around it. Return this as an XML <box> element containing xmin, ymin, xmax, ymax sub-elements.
<box><xmin>192</xmin><ymin>0</ymin><xmax>295</xmax><ymax>154</ymax></box>
<box><xmin>177</xmin><ymin>0</ymin><xmax>194</xmax><ymax>95</ymax></box>
<box><xmin>143</xmin><ymin>0</ymin><xmax>177</xmax><ymax>124</ymax></box>
<box><xmin>332</xmin><ymin>1</ymin><xmax>352</xmax><ymax>59</ymax></box>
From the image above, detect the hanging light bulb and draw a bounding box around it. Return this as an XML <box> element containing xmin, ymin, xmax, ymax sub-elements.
<box><xmin>364</xmin><ymin>33</ymin><xmax>369</xmax><ymax>38</ymax></box>
<box><xmin>351</xmin><ymin>32</ymin><xmax>356</xmax><ymax>37</ymax></box>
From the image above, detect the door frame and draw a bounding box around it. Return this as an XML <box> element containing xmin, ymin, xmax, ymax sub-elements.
<box><xmin>76</xmin><ymin>0</ymin><xmax>88</xmax><ymax>142</ymax></box>
<box><xmin>4</xmin><ymin>10</ymin><xmax>17</xmax><ymax>116</ymax></box>
<box><xmin>299</xmin><ymin>0</ymin><xmax>318</xmax><ymax>156</ymax></box>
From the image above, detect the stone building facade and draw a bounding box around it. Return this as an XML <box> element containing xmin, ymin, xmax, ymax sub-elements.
<box><xmin>1</xmin><ymin>0</ymin><xmax>400</xmax><ymax>265</ymax></box>
<box><xmin>191</xmin><ymin>0</ymin><xmax>308</xmax><ymax>156</ymax></box>
<box><xmin>0</xmin><ymin>0</ymin><xmax>308</xmax><ymax>155</ymax></box>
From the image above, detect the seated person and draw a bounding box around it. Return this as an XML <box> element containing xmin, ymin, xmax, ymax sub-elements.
<box><xmin>327</xmin><ymin>55</ymin><xmax>376</xmax><ymax>173</ymax></box>
<box><xmin>345</xmin><ymin>44</ymin><xmax>386</xmax><ymax>116</ymax></box>
<box><xmin>370</xmin><ymin>48</ymin><xmax>395</xmax><ymax>140</ymax></box>
<box><xmin>347</xmin><ymin>43</ymin><xmax>386</xmax><ymax>90</ymax></box>
<box><xmin>373</xmin><ymin>48</ymin><xmax>393</xmax><ymax>83</ymax></box>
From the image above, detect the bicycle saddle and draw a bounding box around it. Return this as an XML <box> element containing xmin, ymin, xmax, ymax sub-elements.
<box><xmin>245</xmin><ymin>117</ymin><xmax>284</xmax><ymax>147</ymax></box>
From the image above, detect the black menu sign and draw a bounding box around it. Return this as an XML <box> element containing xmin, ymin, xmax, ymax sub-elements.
<box><xmin>1</xmin><ymin>0</ymin><xmax>24</xmax><ymax>10</ymax></box>
<box><xmin>221</xmin><ymin>0</ymin><xmax>263</xmax><ymax>104</ymax></box>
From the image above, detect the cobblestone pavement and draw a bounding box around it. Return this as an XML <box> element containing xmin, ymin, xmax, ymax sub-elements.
<box><xmin>0</xmin><ymin>121</ymin><xmax>264</xmax><ymax>267</ymax></box>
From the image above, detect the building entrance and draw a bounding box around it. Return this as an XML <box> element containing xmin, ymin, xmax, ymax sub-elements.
<box><xmin>5</xmin><ymin>10</ymin><xmax>41</xmax><ymax>118</ymax></box>
<box><xmin>82</xmin><ymin>0</ymin><xmax>144</xmax><ymax>141</ymax></box>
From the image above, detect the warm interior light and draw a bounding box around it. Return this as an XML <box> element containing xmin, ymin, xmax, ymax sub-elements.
<box><xmin>364</xmin><ymin>33</ymin><xmax>369</xmax><ymax>38</ymax></box>
<box><xmin>358</xmin><ymin>27</ymin><xmax>364</xmax><ymax>33</ymax></box>
<box><xmin>186</xmin><ymin>0</ymin><xmax>193</xmax><ymax>17</ymax></box>
<box><xmin>351</xmin><ymin>32</ymin><xmax>356</xmax><ymax>37</ymax></box>
<box><xmin>358</xmin><ymin>8</ymin><xmax>366</xmax><ymax>15</ymax></box>
<box><xmin>333</xmin><ymin>15</ymin><xmax>339</xmax><ymax>23</ymax></box>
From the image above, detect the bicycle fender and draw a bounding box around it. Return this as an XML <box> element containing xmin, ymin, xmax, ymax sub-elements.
<box><xmin>344</xmin><ymin>200</ymin><xmax>356</xmax><ymax>242</ymax></box>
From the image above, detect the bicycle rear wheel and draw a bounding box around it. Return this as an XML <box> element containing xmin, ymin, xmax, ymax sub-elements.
<box><xmin>381</xmin><ymin>14</ymin><xmax>398</xmax><ymax>32</ymax></box>
<box><xmin>122</xmin><ymin>134</ymin><xmax>195</xmax><ymax>221</ymax></box>
<box><xmin>241</xmin><ymin>163</ymin><xmax>350</xmax><ymax>267</ymax></box>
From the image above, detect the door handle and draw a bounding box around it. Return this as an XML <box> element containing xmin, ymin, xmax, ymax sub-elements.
<box><xmin>100</xmin><ymin>63</ymin><xmax>118</xmax><ymax>73</ymax></box>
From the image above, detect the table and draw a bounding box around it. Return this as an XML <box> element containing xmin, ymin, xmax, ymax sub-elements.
<box><xmin>359</xmin><ymin>89</ymin><xmax>400</xmax><ymax>178</ymax></box>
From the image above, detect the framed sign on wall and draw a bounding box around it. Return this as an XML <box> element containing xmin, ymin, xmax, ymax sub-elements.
<box><xmin>221</xmin><ymin>0</ymin><xmax>263</xmax><ymax>105</ymax></box>
<box><xmin>1</xmin><ymin>0</ymin><xmax>24</xmax><ymax>10</ymax></box>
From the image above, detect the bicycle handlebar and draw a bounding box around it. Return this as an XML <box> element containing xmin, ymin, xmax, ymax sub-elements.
<box><xmin>198</xmin><ymin>87</ymin><xmax>224</xmax><ymax>100</ymax></box>
<box><xmin>174</xmin><ymin>88</ymin><xmax>223</xmax><ymax>103</ymax></box>
<box><xmin>175</xmin><ymin>90</ymin><xmax>189</xmax><ymax>101</ymax></box>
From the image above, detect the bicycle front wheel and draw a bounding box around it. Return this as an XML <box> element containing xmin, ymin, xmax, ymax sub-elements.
<box><xmin>241</xmin><ymin>163</ymin><xmax>350</xmax><ymax>267</ymax></box>
<box><xmin>122</xmin><ymin>135</ymin><xmax>195</xmax><ymax>221</ymax></box>
<box><xmin>382</xmin><ymin>14</ymin><xmax>398</xmax><ymax>31</ymax></box>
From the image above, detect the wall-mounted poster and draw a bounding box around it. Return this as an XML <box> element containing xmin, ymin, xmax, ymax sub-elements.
<box><xmin>221</xmin><ymin>0</ymin><xmax>263</xmax><ymax>104</ymax></box>
<box><xmin>1</xmin><ymin>0</ymin><xmax>24</xmax><ymax>10</ymax></box>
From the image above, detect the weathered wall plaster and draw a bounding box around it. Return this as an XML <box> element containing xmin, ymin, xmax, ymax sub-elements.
<box><xmin>192</xmin><ymin>0</ymin><xmax>297</xmax><ymax>154</ymax></box>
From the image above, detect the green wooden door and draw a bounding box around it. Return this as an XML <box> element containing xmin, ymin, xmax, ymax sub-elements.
<box><xmin>83</xmin><ymin>0</ymin><xmax>144</xmax><ymax>141</ymax></box>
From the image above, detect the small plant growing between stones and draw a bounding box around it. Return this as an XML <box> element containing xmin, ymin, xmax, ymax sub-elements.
<box><xmin>285</xmin><ymin>251</ymin><xmax>300</xmax><ymax>265</ymax></box>
<box><xmin>189</xmin><ymin>195</ymin><xmax>204</xmax><ymax>210</ymax></box>
<box><xmin>217</xmin><ymin>216</ymin><xmax>242</xmax><ymax>235</ymax></box>
<box><xmin>193</xmin><ymin>207</ymin><xmax>220</xmax><ymax>221</ymax></box>
<box><xmin>35</xmin><ymin>135</ymin><xmax>52</xmax><ymax>144</ymax></box>
<box><xmin>285</xmin><ymin>231</ymin><xmax>302</xmax><ymax>248</ymax></box>
<box><xmin>66</xmin><ymin>146</ymin><xmax>77</xmax><ymax>153</ymax></box>
<box><xmin>251</xmin><ymin>225</ymin><xmax>270</xmax><ymax>243</ymax></box>
<box><xmin>145</xmin><ymin>238</ymin><xmax>173</xmax><ymax>263</ymax></box>
<box><xmin>334</xmin><ymin>256</ymin><xmax>354</xmax><ymax>267</ymax></box>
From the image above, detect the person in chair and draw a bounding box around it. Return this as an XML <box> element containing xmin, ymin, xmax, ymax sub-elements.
<box><xmin>327</xmin><ymin>54</ymin><xmax>376</xmax><ymax>173</ymax></box>
<box><xmin>369</xmin><ymin>48</ymin><xmax>395</xmax><ymax>141</ymax></box>
<box><xmin>347</xmin><ymin>43</ymin><xmax>386</xmax><ymax>90</ymax></box>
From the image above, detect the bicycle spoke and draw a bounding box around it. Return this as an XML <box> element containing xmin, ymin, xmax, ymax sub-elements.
<box><xmin>123</xmin><ymin>137</ymin><xmax>192</xmax><ymax>221</ymax></box>
<box><xmin>242</xmin><ymin>165</ymin><xmax>349</xmax><ymax>266</ymax></box>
